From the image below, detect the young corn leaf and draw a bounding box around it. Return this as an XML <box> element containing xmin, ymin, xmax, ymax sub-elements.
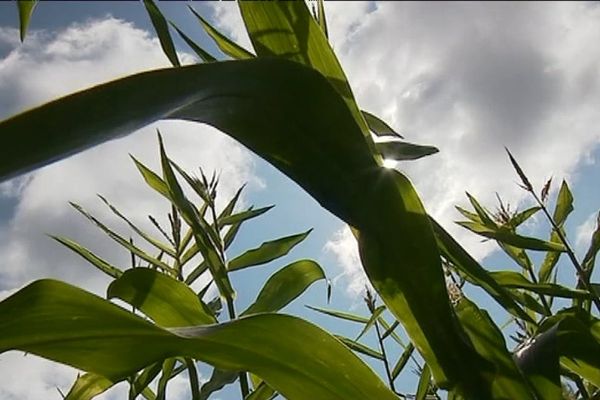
<box><xmin>509</xmin><ymin>206</ymin><xmax>541</xmax><ymax>228</ymax></box>
<box><xmin>228</xmin><ymin>230</ymin><xmax>312</xmax><ymax>272</ymax></box>
<box><xmin>97</xmin><ymin>195</ymin><xmax>176</xmax><ymax>257</ymax></box>
<box><xmin>0</xmin><ymin>280</ymin><xmax>398</xmax><ymax>400</ymax></box>
<box><xmin>241</xmin><ymin>260</ymin><xmax>325</xmax><ymax>316</ymax></box>
<box><xmin>107</xmin><ymin>268</ymin><xmax>217</xmax><ymax>327</ymax></box>
<box><xmin>130</xmin><ymin>362</ymin><xmax>162</xmax><ymax>400</ymax></box>
<box><xmin>391</xmin><ymin>343</ymin><xmax>414</xmax><ymax>380</ymax></box>
<box><xmin>64</xmin><ymin>373</ymin><xmax>116</xmax><ymax>400</ymax></box>
<box><xmin>51</xmin><ymin>236</ymin><xmax>123</xmax><ymax>279</ymax></box>
<box><xmin>457</xmin><ymin>221</ymin><xmax>566</xmax><ymax>252</ymax></box>
<box><xmin>16</xmin><ymin>0</ymin><xmax>38</xmax><ymax>42</ymax></box>
<box><xmin>416</xmin><ymin>365</ymin><xmax>432</xmax><ymax>400</ymax></box>
<box><xmin>362</xmin><ymin>110</ymin><xmax>403</xmax><ymax>138</ymax></box>
<box><xmin>334</xmin><ymin>335</ymin><xmax>384</xmax><ymax>361</ymax></box>
<box><xmin>143</xmin><ymin>0</ymin><xmax>180</xmax><ymax>67</ymax></box>
<box><xmin>455</xmin><ymin>206</ymin><xmax>482</xmax><ymax>224</ymax></box>
<box><xmin>355</xmin><ymin>305</ymin><xmax>386</xmax><ymax>341</ymax></box>
<box><xmin>539</xmin><ymin>180</ymin><xmax>574</xmax><ymax>283</ymax></box>
<box><xmin>510</xmin><ymin>290</ymin><xmax>549</xmax><ymax>316</ymax></box>
<box><xmin>69</xmin><ymin>202</ymin><xmax>177</xmax><ymax>274</ymax></box>
<box><xmin>169</xmin><ymin>22</ymin><xmax>216</xmax><ymax>63</ymax></box>
<box><xmin>188</xmin><ymin>6</ymin><xmax>254</xmax><ymax>60</ymax></box>
<box><xmin>306</xmin><ymin>305</ymin><xmax>370</xmax><ymax>324</ymax></box>
<box><xmin>158</xmin><ymin>135</ymin><xmax>234</xmax><ymax>301</ymax></box>
<box><xmin>376</xmin><ymin>141</ymin><xmax>439</xmax><ymax>161</ymax></box>
<box><xmin>378</xmin><ymin>317</ymin><xmax>407</xmax><ymax>349</ymax></box>
<box><xmin>131</xmin><ymin>156</ymin><xmax>170</xmax><ymax>199</ymax></box>
<box><xmin>245</xmin><ymin>381</ymin><xmax>276</xmax><ymax>400</ymax></box>
<box><xmin>465</xmin><ymin>192</ymin><xmax>497</xmax><ymax>227</ymax></box>
<box><xmin>380</xmin><ymin>320</ymin><xmax>400</xmax><ymax>340</ymax></box>
<box><xmin>156</xmin><ymin>358</ymin><xmax>177</xmax><ymax>400</ymax></box>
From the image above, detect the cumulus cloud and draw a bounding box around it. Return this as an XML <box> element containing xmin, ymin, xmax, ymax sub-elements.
<box><xmin>0</xmin><ymin>16</ymin><xmax>257</xmax><ymax>399</ymax></box>
<box><xmin>210</xmin><ymin>2</ymin><xmax>600</xmax><ymax>294</ymax></box>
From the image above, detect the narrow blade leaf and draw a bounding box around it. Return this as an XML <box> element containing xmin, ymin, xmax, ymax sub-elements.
<box><xmin>362</xmin><ymin>110</ymin><xmax>403</xmax><ymax>138</ymax></box>
<box><xmin>376</xmin><ymin>141</ymin><xmax>438</xmax><ymax>161</ymax></box>
<box><xmin>143</xmin><ymin>0</ymin><xmax>180</xmax><ymax>67</ymax></box>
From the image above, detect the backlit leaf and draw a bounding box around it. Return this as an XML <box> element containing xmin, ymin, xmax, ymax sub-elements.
<box><xmin>64</xmin><ymin>373</ymin><xmax>116</xmax><ymax>400</ymax></box>
<box><xmin>362</xmin><ymin>110</ymin><xmax>403</xmax><ymax>138</ymax></box>
<box><xmin>376</xmin><ymin>141</ymin><xmax>438</xmax><ymax>161</ymax></box>
<box><xmin>143</xmin><ymin>0</ymin><xmax>180</xmax><ymax>67</ymax></box>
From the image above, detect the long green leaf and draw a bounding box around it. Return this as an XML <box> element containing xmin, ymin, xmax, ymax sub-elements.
<box><xmin>188</xmin><ymin>6</ymin><xmax>254</xmax><ymax>60</ymax></box>
<box><xmin>51</xmin><ymin>236</ymin><xmax>123</xmax><ymax>279</ymax></box>
<box><xmin>219</xmin><ymin>205</ymin><xmax>273</xmax><ymax>226</ymax></box>
<box><xmin>228</xmin><ymin>230</ymin><xmax>311</xmax><ymax>272</ymax></box>
<box><xmin>0</xmin><ymin>279</ymin><xmax>397</xmax><ymax>400</ymax></box>
<box><xmin>17</xmin><ymin>0</ymin><xmax>38</xmax><ymax>42</ymax></box>
<box><xmin>143</xmin><ymin>0</ymin><xmax>180</xmax><ymax>67</ymax></box>
<box><xmin>457</xmin><ymin>221</ymin><xmax>566</xmax><ymax>252</ymax></box>
<box><xmin>169</xmin><ymin>22</ymin><xmax>216</xmax><ymax>63</ymax></box>
<box><xmin>156</xmin><ymin>358</ymin><xmax>176</xmax><ymax>400</ymax></box>
<box><xmin>376</xmin><ymin>141</ymin><xmax>439</xmax><ymax>161</ymax></box>
<box><xmin>241</xmin><ymin>260</ymin><xmax>325</xmax><ymax>316</ymax></box>
<box><xmin>107</xmin><ymin>268</ymin><xmax>216</xmax><ymax>327</ymax></box>
<box><xmin>334</xmin><ymin>335</ymin><xmax>384</xmax><ymax>361</ymax></box>
<box><xmin>355</xmin><ymin>305</ymin><xmax>386</xmax><ymax>341</ymax></box>
<box><xmin>490</xmin><ymin>270</ymin><xmax>590</xmax><ymax>299</ymax></box>
<box><xmin>391</xmin><ymin>343</ymin><xmax>414</xmax><ymax>381</ymax></box>
<box><xmin>305</xmin><ymin>305</ymin><xmax>369</xmax><ymax>324</ymax></box>
<box><xmin>416</xmin><ymin>365</ymin><xmax>432</xmax><ymax>400</ymax></box>
<box><xmin>130</xmin><ymin>362</ymin><xmax>162</xmax><ymax>400</ymax></box>
<box><xmin>64</xmin><ymin>373</ymin><xmax>116</xmax><ymax>400</ymax></box>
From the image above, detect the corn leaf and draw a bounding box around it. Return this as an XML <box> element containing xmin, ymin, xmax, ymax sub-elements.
<box><xmin>391</xmin><ymin>343</ymin><xmax>414</xmax><ymax>380</ymax></box>
<box><xmin>416</xmin><ymin>365</ymin><xmax>432</xmax><ymax>400</ymax></box>
<box><xmin>143</xmin><ymin>0</ymin><xmax>180</xmax><ymax>67</ymax></box>
<box><xmin>362</xmin><ymin>110</ymin><xmax>403</xmax><ymax>138</ymax></box>
<box><xmin>169</xmin><ymin>22</ymin><xmax>216</xmax><ymax>63</ymax></box>
<box><xmin>64</xmin><ymin>373</ymin><xmax>116</xmax><ymax>400</ymax></box>
<box><xmin>242</xmin><ymin>260</ymin><xmax>325</xmax><ymax>316</ymax></box>
<box><xmin>334</xmin><ymin>335</ymin><xmax>384</xmax><ymax>361</ymax></box>
<box><xmin>198</xmin><ymin>368</ymin><xmax>238</xmax><ymax>400</ymax></box>
<box><xmin>355</xmin><ymin>305</ymin><xmax>386</xmax><ymax>341</ymax></box>
<box><xmin>219</xmin><ymin>205</ymin><xmax>273</xmax><ymax>226</ymax></box>
<box><xmin>0</xmin><ymin>279</ymin><xmax>397</xmax><ymax>400</ymax></box>
<box><xmin>17</xmin><ymin>0</ymin><xmax>38</xmax><ymax>42</ymax></box>
<box><xmin>306</xmin><ymin>305</ymin><xmax>369</xmax><ymax>324</ymax></box>
<box><xmin>228</xmin><ymin>230</ymin><xmax>311</xmax><ymax>272</ymax></box>
<box><xmin>107</xmin><ymin>267</ymin><xmax>216</xmax><ymax>327</ymax></box>
<box><xmin>490</xmin><ymin>270</ymin><xmax>590</xmax><ymax>299</ymax></box>
<box><xmin>51</xmin><ymin>236</ymin><xmax>123</xmax><ymax>279</ymax></box>
<box><xmin>376</xmin><ymin>141</ymin><xmax>438</xmax><ymax>161</ymax></box>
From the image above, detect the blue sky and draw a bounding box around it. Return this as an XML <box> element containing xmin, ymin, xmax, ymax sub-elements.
<box><xmin>0</xmin><ymin>1</ymin><xmax>599</xmax><ymax>399</ymax></box>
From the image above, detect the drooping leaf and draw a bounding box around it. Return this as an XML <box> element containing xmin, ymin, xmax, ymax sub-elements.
<box><xmin>51</xmin><ymin>236</ymin><xmax>123</xmax><ymax>279</ymax></box>
<box><xmin>457</xmin><ymin>221</ymin><xmax>566</xmax><ymax>252</ymax></box>
<box><xmin>107</xmin><ymin>268</ymin><xmax>216</xmax><ymax>327</ymax></box>
<box><xmin>454</xmin><ymin>297</ymin><xmax>535</xmax><ymax>399</ymax></box>
<box><xmin>361</xmin><ymin>110</ymin><xmax>403</xmax><ymax>138</ymax></box>
<box><xmin>242</xmin><ymin>260</ymin><xmax>325</xmax><ymax>316</ymax></box>
<box><xmin>199</xmin><ymin>368</ymin><xmax>238</xmax><ymax>400</ymax></box>
<box><xmin>143</xmin><ymin>0</ymin><xmax>180</xmax><ymax>67</ymax></box>
<box><xmin>0</xmin><ymin>279</ymin><xmax>397</xmax><ymax>400</ymax></box>
<box><xmin>64</xmin><ymin>373</ymin><xmax>116</xmax><ymax>400</ymax></box>
<box><xmin>228</xmin><ymin>230</ymin><xmax>311</xmax><ymax>272</ymax></box>
<box><xmin>334</xmin><ymin>335</ymin><xmax>384</xmax><ymax>361</ymax></box>
<box><xmin>17</xmin><ymin>0</ymin><xmax>38</xmax><ymax>42</ymax></box>
<box><xmin>306</xmin><ymin>305</ymin><xmax>370</xmax><ymax>324</ymax></box>
<box><xmin>188</xmin><ymin>6</ymin><xmax>254</xmax><ymax>60</ymax></box>
<box><xmin>376</xmin><ymin>141</ymin><xmax>438</xmax><ymax>161</ymax></box>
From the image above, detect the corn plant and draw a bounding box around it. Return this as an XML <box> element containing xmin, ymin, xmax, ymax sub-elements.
<box><xmin>0</xmin><ymin>2</ymin><xmax>599</xmax><ymax>399</ymax></box>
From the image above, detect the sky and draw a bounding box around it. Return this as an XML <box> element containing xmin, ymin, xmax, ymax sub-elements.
<box><xmin>0</xmin><ymin>1</ymin><xmax>599</xmax><ymax>399</ymax></box>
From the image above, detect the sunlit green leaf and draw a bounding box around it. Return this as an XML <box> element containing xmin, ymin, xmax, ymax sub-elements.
<box><xmin>0</xmin><ymin>280</ymin><xmax>397</xmax><ymax>400</ymax></box>
<box><xmin>376</xmin><ymin>141</ymin><xmax>438</xmax><ymax>161</ymax></box>
<box><xmin>242</xmin><ymin>260</ymin><xmax>325</xmax><ymax>316</ymax></box>
<box><xmin>143</xmin><ymin>0</ymin><xmax>180</xmax><ymax>67</ymax></box>
<box><xmin>130</xmin><ymin>362</ymin><xmax>162</xmax><ymax>400</ymax></box>
<box><xmin>228</xmin><ymin>230</ymin><xmax>311</xmax><ymax>272</ymax></box>
<box><xmin>64</xmin><ymin>373</ymin><xmax>116</xmax><ymax>400</ymax></box>
<box><xmin>108</xmin><ymin>268</ymin><xmax>216</xmax><ymax>327</ymax></box>
<box><xmin>188</xmin><ymin>6</ymin><xmax>254</xmax><ymax>60</ymax></box>
<box><xmin>465</xmin><ymin>192</ymin><xmax>497</xmax><ymax>227</ymax></box>
<box><xmin>509</xmin><ymin>206</ymin><xmax>541</xmax><ymax>228</ymax></box>
<box><xmin>391</xmin><ymin>343</ymin><xmax>414</xmax><ymax>380</ymax></box>
<box><xmin>490</xmin><ymin>270</ymin><xmax>589</xmax><ymax>299</ymax></box>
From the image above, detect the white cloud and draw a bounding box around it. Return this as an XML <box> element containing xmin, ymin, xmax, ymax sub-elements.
<box><xmin>209</xmin><ymin>2</ymin><xmax>600</xmax><ymax>294</ymax></box>
<box><xmin>0</xmin><ymin>17</ymin><xmax>255</xmax><ymax>399</ymax></box>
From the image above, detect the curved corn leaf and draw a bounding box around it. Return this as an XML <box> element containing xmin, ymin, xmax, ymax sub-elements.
<box><xmin>199</xmin><ymin>368</ymin><xmax>238</xmax><ymax>400</ymax></box>
<box><xmin>306</xmin><ymin>305</ymin><xmax>370</xmax><ymax>324</ymax></box>
<box><xmin>107</xmin><ymin>267</ymin><xmax>216</xmax><ymax>327</ymax></box>
<box><xmin>64</xmin><ymin>373</ymin><xmax>116</xmax><ymax>400</ymax></box>
<box><xmin>130</xmin><ymin>362</ymin><xmax>162</xmax><ymax>400</ymax></box>
<box><xmin>169</xmin><ymin>22</ymin><xmax>216</xmax><ymax>63</ymax></box>
<box><xmin>539</xmin><ymin>180</ymin><xmax>573</xmax><ymax>283</ymax></box>
<box><xmin>241</xmin><ymin>260</ymin><xmax>325</xmax><ymax>316</ymax></box>
<box><xmin>143</xmin><ymin>0</ymin><xmax>180</xmax><ymax>67</ymax></box>
<box><xmin>228</xmin><ymin>230</ymin><xmax>311</xmax><ymax>272</ymax></box>
<box><xmin>334</xmin><ymin>335</ymin><xmax>384</xmax><ymax>361</ymax></box>
<box><xmin>246</xmin><ymin>381</ymin><xmax>276</xmax><ymax>400</ymax></box>
<box><xmin>0</xmin><ymin>279</ymin><xmax>397</xmax><ymax>400</ymax></box>
<box><xmin>17</xmin><ymin>0</ymin><xmax>38</xmax><ymax>42</ymax></box>
<box><xmin>51</xmin><ymin>235</ymin><xmax>123</xmax><ymax>279</ymax></box>
<box><xmin>457</xmin><ymin>221</ymin><xmax>566</xmax><ymax>252</ymax></box>
<box><xmin>362</xmin><ymin>110</ymin><xmax>403</xmax><ymax>138</ymax></box>
<box><xmin>376</xmin><ymin>141</ymin><xmax>438</xmax><ymax>161</ymax></box>
<box><xmin>455</xmin><ymin>298</ymin><xmax>535</xmax><ymax>399</ymax></box>
<box><xmin>490</xmin><ymin>270</ymin><xmax>590</xmax><ymax>299</ymax></box>
<box><xmin>188</xmin><ymin>6</ymin><xmax>254</xmax><ymax>60</ymax></box>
